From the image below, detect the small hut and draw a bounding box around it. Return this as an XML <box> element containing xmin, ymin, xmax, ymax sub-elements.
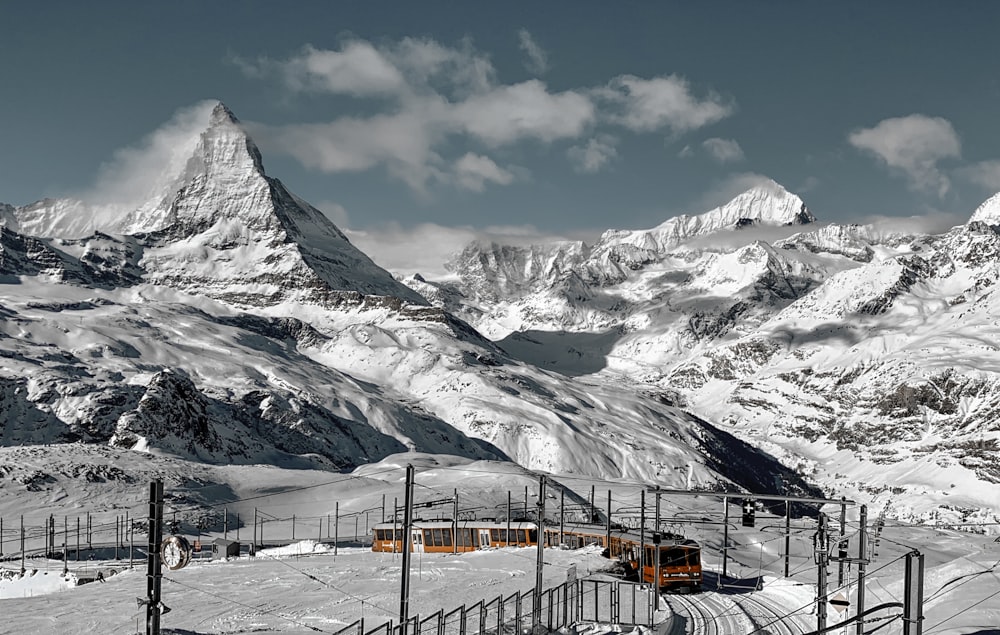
<box><xmin>212</xmin><ymin>538</ymin><xmax>240</xmax><ymax>560</ymax></box>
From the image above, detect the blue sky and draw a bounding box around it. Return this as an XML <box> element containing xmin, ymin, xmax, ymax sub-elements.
<box><xmin>3</xmin><ymin>1</ymin><xmax>1000</xmax><ymax>271</ymax></box>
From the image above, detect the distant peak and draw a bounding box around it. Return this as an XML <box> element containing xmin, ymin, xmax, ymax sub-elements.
<box><xmin>717</xmin><ymin>179</ymin><xmax>816</xmax><ymax>225</ymax></box>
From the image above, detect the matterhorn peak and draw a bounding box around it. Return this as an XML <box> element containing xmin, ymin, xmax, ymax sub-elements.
<box><xmin>209</xmin><ymin>100</ymin><xmax>239</xmax><ymax>126</ymax></box>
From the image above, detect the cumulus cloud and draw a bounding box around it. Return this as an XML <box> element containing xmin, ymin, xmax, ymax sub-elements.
<box><xmin>518</xmin><ymin>29</ymin><xmax>549</xmax><ymax>75</ymax></box>
<box><xmin>452</xmin><ymin>153</ymin><xmax>516</xmax><ymax>191</ymax></box>
<box><xmin>567</xmin><ymin>135</ymin><xmax>619</xmax><ymax>173</ymax></box>
<box><xmin>957</xmin><ymin>159</ymin><xmax>1000</xmax><ymax>190</ymax></box>
<box><xmin>599</xmin><ymin>74</ymin><xmax>735</xmax><ymax>133</ymax></box>
<box><xmin>452</xmin><ymin>80</ymin><xmax>595</xmax><ymax>146</ymax></box>
<box><xmin>84</xmin><ymin>100</ymin><xmax>217</xmax><ymax>210</ymax></box>
<box><xmin>702</xmin><ymin>137</ymin><xmax>745</xmax><ymax>163</ymax></box>
<box><xmin>848</xmin><ymin>114</ymin><xmax>961</xmax><ymax>197</ymax></box>
<box><xmin>239</xmin><ymin>37</ymin><xmax>733</xmax><ymax>195</ymax></box>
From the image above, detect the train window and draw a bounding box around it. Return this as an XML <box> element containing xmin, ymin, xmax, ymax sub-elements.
<box><xmin>517</xmin><ymin>530</ymin><xmax>527</xmax><ymax>543</ymax></box>
<box><xmin>442</xmin><ymin>529</ymin><xmax>452</xmax><ymax>546</ymax></box>
<box><xmin>491</xmin><ymin>529</ymin><xmax>500</xmax><ymax>542</ymax></box>
<box><xmin>664</xmin><ymin>547</ymin><xmax>685</xmax><ymax>567</ymax></box>
<box><xmin>687</xmin><ymin>549</ymin><xmax>700</xmax><ymax>566</ymax></box>
<box><xmin>375</xmin><ymin>529</ymin><xmax>383</xmax><ymax>540</ymax></box>
<box><xmin>529</xmin><ymin>529</ymin><xmax>538</xmax><ymax>543</ymax></box>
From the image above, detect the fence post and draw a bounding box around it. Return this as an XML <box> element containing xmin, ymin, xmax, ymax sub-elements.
<box><xmin>460</xmin><ymin>605</ymin><xmax>467</xmax><ymax>635</ymax></box>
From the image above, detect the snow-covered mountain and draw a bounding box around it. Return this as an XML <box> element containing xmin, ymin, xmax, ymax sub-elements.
<box><xmin>431</xmin><ymin>185</ymin><xmax>1000</xmax><ymax>528</ymax></box>
<box><xmin>0</xmin><ymin>102</ymin><xmax>819</xmax><ymax>518</ymax></box>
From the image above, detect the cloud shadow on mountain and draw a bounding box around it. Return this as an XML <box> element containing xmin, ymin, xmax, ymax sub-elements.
<box><xmin>496</xmin><ymin>329</ymin><xmax>622</xmax><ymax>377</ymax></box>
<box><xmin>765</xmin><ymin>321</ymin><xmax>866</xmax><ymax>348</ymax></box>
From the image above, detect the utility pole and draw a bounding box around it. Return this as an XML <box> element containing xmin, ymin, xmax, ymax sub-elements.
<box><xmin>453</xmin><ymin>489</ymin><xmax>458</xmax><ymax>554</ymax></box>
<box><xmin>605</xmin><ymin>490</ymin><xmax>611</xmax><ymax>553</ymax></box>
<box><xmin>335</xmin><ymin>502</ymin><xmax>339</xmax><ymax>556</ymax></box>
<box><xmin>62</xmin><ymin>517</ymin><xmax>68</xmax><ymax>575</ymax></box>
<box><xmin>903</xmin><ymin>551</ymin><xmax>924</xmax><ymax>635</ymax></box>
<box><xmin>559</xmin><ymin>489</ymin><xmax>565</xmax><ymax>547</ymax></box>
<box><xmin>721</xmin><ymin>496</ymin><xmax>729</xmax><ymax>584</ymax></box>
<box><xmin>399</xmin><ymin>465</ymin><xmax>415</xmax><ymax>633</ymax></box>
<box><xmin>639</xmin><ymin>490</ymin><xmax>646</xmax><ymax>580</ymax></box>
<box><xmin>838</xmin><ymin>498</ymin><xmax>847</xmax><ymax>587</ymax></box>
<box><xmin>589</xmin><ymin>485</ymin><xmax>595</xmax><ymax>521</ymax></box>
<box><xmin>815</xmin><ymin>513</ymin><xmax>829</xmax><ymax>634</ymax></box>
<box><xmin>146</xmin><ymin>479</ymin><xmax>164</xmax><ymax>635</ymax></box>
<box><xmin>653</xmin><ymin>487</ymin><xmax>661</xmax><ymax>610</ymax></box>
<box><xmin>856</xmin><ymin>504</ymin><xmax>868</xmax><ymax>635</ymax></box>
<box><xmin>784</xmin><ymin>500</ymin><xmax>791</xmax><ymax>578</ymax></box>
<box><xmin>533</xmin><ymin>475</ymin><xmax>546</xmax><ymax>632</ymax></box>
<box><xmin>507</xmin><ymin>491</ymin><xmax>512</xmax><ymax>547</ymax></box>
<box><xmin>20</xmin><ymin>515</ymin><xmax>25</xmax><ymax>575</ymax></box>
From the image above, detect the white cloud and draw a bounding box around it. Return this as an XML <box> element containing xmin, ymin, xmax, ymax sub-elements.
<box><xmin>250</xmin><ymin>42</ymin><xmax>407</xmax><ymax>97</ymax></box>
<box><xmin>240</xmin><ymin>37</ymin><xmax>735</xmax><ymax>195</ymax></box>
<box><xmin>677</xmin><ymin>144</ymin><xmax>694</xmax><ymax>159</ymax></box>
<box><xmin>518</xmin><ymin>29</ymin><xmax>549</xmax><ymax>75</ymax></box>
<box><xmin>453</xmin><ymin>80</ymin><xmax>594</xmax><ymax>146</ymax></box>
<box><xmin>567</xmin><ymin>135</ymin><xmax>619</xmax><ymax>173</ymax></box>
<box><xmin>957</xmin><ymin>159</ymin><xmax>1000</xmax><ymax>190</ymax></box>
<box><xmin>600</xmin><ymin>74</ymin><xmax>735</xmax><ymax>133</ymax></box>
<box><xmin>848</xmin><ymin>114</ymin><xmax>961</xmax><ymax>197</ymax></box>
<box><xmin>84</xmin><ymin>100</ymin><xmax>217</xmax><ymax>210</ymax></box>
<box><xmin>452</xmin><ymin>153</ymin><xmax>516</xmax><ymax>191</ymax></box>
<box><xmin>702</xmin><ymin>137</ymin><xmax>744</xmax><ymax>163</ymax></box>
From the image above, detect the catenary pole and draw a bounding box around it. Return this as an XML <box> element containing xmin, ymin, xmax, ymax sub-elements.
<box><xmin>146</xmin><ymin>479</ymin><xmax>164</xmax><ymax>635</ymax></box>
<box><xmin>856</xmin><ymin>504</ymin><xmax>868</xmax><ymax>635</ymax></box>
<box><xmin>533</xmin><ymin>475</ymin><xmax>546</xmax><ymax>630</ymax></box>
<box><xmin>639</xmin><ymin>489</ymin><xmax>646</xmax><ymax>581</ymax></box>
<box><xmin>399</xmin><ymin>464</ymin><xmax>415</xmax><ymax>632</ymax></box>
<box><xmin>816</xmin><ymin>513</ymin><xmax>828</xmax><ymax>634</ymax></box>
<box><xmin>784</xmin><ymin>500</ymin><xmax>791</xmax><ymax>578</ymax></box>
<box><xmin>721</xmin><ymin>496</ymin><xmax>729</xmax><ymax>585</ymax></box>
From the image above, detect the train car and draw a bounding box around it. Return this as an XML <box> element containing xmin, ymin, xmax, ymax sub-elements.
<box><xmin>371</xmin><ymin>518</ymin><xmax>700</xmax><ymax>592</ymax></box>
<box><xmin>371</xmin><ymin>520</ymin><xmax>539</xmax><ymax>553</ymax></box>
<box><xmin>549</xmin><ymin>523</ymin><xmax>701</xmax><ymax>592</ymax></box>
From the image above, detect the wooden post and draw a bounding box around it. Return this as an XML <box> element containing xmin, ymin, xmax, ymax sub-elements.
<box><xmin>335</xmin><ymin>502</ymin><xmax>339</xmax><ymax>556</ymax></box>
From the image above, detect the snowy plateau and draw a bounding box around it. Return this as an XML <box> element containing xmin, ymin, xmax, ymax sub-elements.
<box><xmin>2</xmin><ymin>102</ymin><xmax>1000</xmax><ymax>632</ymax></box>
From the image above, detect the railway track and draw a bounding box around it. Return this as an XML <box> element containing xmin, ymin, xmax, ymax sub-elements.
<box><xmin>663</xmin><ymin>590</ymin><xmax>803</xmax><ymax>634</ymax></box>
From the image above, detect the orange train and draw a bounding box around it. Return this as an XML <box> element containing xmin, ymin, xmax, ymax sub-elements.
<box><xmin>371</xmin><ymin>520</ymin><xmax>701</xmax><ymax>592</ymax></box>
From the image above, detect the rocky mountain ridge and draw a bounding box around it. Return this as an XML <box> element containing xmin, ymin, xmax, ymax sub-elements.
<box><xmin>0</xmin><ymin>102</ymin><xmax>815</xmax><ymax>505</ymax></box>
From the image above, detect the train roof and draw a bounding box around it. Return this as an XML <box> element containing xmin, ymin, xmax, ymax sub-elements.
<box><xmin>372</xmin><ymin>519</ymin><xmax>698</xmax><ymax>548</ymax></box>
<box><xmin>373</xmin><ymin>520</ymin><xmax>538</xmax><ymax>529</ymax></box>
